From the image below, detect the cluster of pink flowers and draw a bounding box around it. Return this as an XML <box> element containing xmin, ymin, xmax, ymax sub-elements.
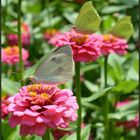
<box><xmin>51</xmin><ymin>28</ymin><xmax>128</xmax><ymax>62</ymax></box>
<box><xmin>7</xmin><ymin>84</ymin><xmax>78</xmax><ymax>136</ymax></box>
<box><xmin>116</xmin><ymin>99</ymin><xmax>139</xmax><ymax>129</ymax></box>
<box><xmin>1</xmin><ymin>46</ymin><xmax>29</xmax><ymax>65</ymax></box>
<box><xmin>7</xmin><ymin>22</ymin><xmax>30</xmax><ymax>47</ymax></box>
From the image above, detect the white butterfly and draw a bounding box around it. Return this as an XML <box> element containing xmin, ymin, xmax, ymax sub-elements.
<box><xmin>30</xmin><ymin>46</ymin><xmax>74</xmax><ymax>85</ymax></box>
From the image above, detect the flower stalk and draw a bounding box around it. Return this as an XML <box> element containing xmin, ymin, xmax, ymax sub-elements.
<box><xmin>18</xmin><ymin>0</ymin><xmax>24</xmax><ymax>79</ymax></box>
<box><xmin>75</xmin><ymin>62</ymin><xmax>82</xmax><ymax>140</ymax></box>
<box><xmin>42</xmin><ymin>129</ymin><xmax>51</xmax><ymax>140</ymax></box>
<box><xmin>104</xmin><ymin>56</ymin><xmax>109</xmax><ymax>140</ymax></box>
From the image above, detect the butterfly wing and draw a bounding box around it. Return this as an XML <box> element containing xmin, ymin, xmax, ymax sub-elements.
<box><xmin>75</xmin><ymin>1</ymin><xmax>101</xmax><ymax>34</ymax></box>
<box><xmin>34</xmin><ymin>46</ymin><xmax>74</xmax><ymax>85</ymax></box>
<box><xmin>109</xmin><ymin>16</ymin><xmax>134</xmax><ymax>40</ymax></box>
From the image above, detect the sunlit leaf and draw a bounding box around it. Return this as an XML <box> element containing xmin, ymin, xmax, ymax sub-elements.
<box><xmin>112</xmin><ymin>80</ymin><xmax>138</xmax><ymax>94</ymax></box>
<box><xmin>82</xmin><ymin>87</ymin><xmax>112</xmax><ymax>102</ymax></box>
<box><xmin>2</xmin><ymin>76</ymin><xmax>20</xmax><ymax>95</ymax></box>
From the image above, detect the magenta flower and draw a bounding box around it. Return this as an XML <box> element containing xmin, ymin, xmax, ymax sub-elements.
<box><xmin>7</xmin><ymin>22</ymin><xmax>30</xmax><ymax>47</ymax></box>
<box><xmin>50</xmin><ymin>28</ymin><xmax>101</xmax><ymax>62</ymax></box>
<box><xmin>7</xmin><ymin>84</ymin><xmax>78</xmax><ymax>136</ymax></box>
<box><xmin>116</xmin><ymin>99</ymin><xmax>131</xmax><ymax>108</ymax></box>
<box><xmin>100</xmin><ymin>34</ymin><xmax>128</xmax><ymax>55</ymax></box>
<box><xmin>2</xmin><ymin>46</ymin><xmax>29</xmax><ymax>65</ymax></box>
<box><xmin>1</xmin><ymin>95</ymin><xmax>10</xmax><ymax>119</ymax></box>
<box><xmin>116</xmin><ymin>99</ymin><xmax>139</xmax><ymax>129</ymax></box>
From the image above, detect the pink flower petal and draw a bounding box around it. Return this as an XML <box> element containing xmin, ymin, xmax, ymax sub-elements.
<box><xmin>24</xmin><ymin>109</ymin><xmax>40</xmax><ymax>117</ymax></box>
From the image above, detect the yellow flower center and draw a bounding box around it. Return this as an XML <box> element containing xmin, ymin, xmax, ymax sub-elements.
<box><xmin>103</xmin><ymin>34</ymin><xmax>117</xmax><ymax>43</ymax></box>
<box><xmin>4</xmin><ymin>46</ymin><xmax>19</xmax><ymax>55</ymax></box>
<box><xmin>27</xmin><ymin>84</ymin><xmax>51</xmax><ymax>92</ymax></box>
<box><xmin>70</xmin><ymin>35</ymin><xmax>88</xmax><ymax>45</ymax></box>
<box><xmin>40</xmin><ymin>92</ymin><xmax>50</xmax><ymax>100</ymax></box>
<box><xmin>29</xmin><ymin>92</ymin><xmax>37</xmax><ymax>97</ymax></box>
<box><xmin>46</xmin><ymin>29</ymin><xmax>58</xmax><ymax>36</ymax></box>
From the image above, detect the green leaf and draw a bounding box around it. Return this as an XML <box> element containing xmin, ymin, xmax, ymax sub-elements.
<box><xmin>109</xmin><ymin>110</ymin><xmax>136</xmax><ymax>120</ymax></box>
<box><xmin>84</xmin><ymin>80</ymin><xmax>99</xmax><ymax>93</ymax></box>
<box><xmin>81</xmin><ymin>63</ymin><xmax>99</xmax><ymax>73</ymax></box>
<box><xmin>111</xmin><ymin>80</ymin><xmax>138</xmax><ymax>94</ymax></box>
<box><xmin>2</xmin><ymin>121</ymin><xmax>21</xmax><ymax>140</ymax></box>
<box><xmin>109</xmin><ymin>16</ymin><xmax>134</xmax><ymax>39</ymax></box>
<box><xmin>101</xmin><ymin>5</ymin><xmax>129</xmax><ymax>14</ymax></box>
<box><xmin>75</xmin><ymin>1</ymin><xmax>101</xmax><ymax>34</ymax></box>
<box><xmin>82</xmin><ymin>87</ymin><xmax>112</xmax><ymax>102</ymax></box>
<box><xmin>60</xmin><ymin>124</ymin><xmax>91</xmax><ymax>140</ymax></box>
<box><xmin>117</xmin><ymin>0</ymin><xmax>138</xmax><ymax>6</ymax></box>
<box><xmin>63</xmin><ymin>12</ymin><xmax>78</xmax><ymax>24</ymax></box>
<box><xmin>2</xmin><ymin>76</ymin><xmax>20</xmax><ymax>95</ymax></box>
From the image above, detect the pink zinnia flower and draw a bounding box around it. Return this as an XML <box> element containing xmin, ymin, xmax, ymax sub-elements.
<box><xmin>1</xmin><ymin>95</ymin><xmax>10</xmax><ymax>119</ymax></box>
<box><xmin>50</xmin><ymin>28</ymin><xmax>101</xmax><ymax>62</ymax></box>
<box><xmin>100</xmin><ymin>34</ymin><xmax>128</xmax><ymax>55</ymax></box>
<box><xmin>7</xmin><ymin>84</ymin><xmax>78</xmax><ymax>136</ymax></box>
<box><xmin>2</xmin><ymin>46</ymin><xmax>29</xmax><ymax>65</ymax></box>
<box><xmin>7</xmin><ymin>22</ymin><xmax>30</xmax><ymax>47</ymax></box>
<box><xmin>116</xmin><ymin>99</ymin><xmax>139</xmax><ymax>129</ymax></box>
<box><xmin>43</xmin><ymin>29</ymin><xmax>61</xmax><ymax>43</ymax></box>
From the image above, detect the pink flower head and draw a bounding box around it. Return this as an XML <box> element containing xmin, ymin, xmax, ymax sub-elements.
<box><xmin>2</xmin><ymin>46</ymin><xmax>29</xmax><ymax>65</ymax></box>
<box><xmin>43</xmin><ymin>29</ymin><xmax>61</xmax><ymax>43</ymax></box>
<box><xmin>7</xmin><ymin>22</ymin><xmax>30</xmax><ymax>47</ymax></box>
<box><xmin>7</xmin><ymin>84</ymin><xmax>78</xmax><ymax>136</ymax></box>
<box><xmin>50</xmin><ymin>28</ymin><xmax>102</xmax><ymax>62</ymax></box>
<box><xmin>100</xmin><ymin>34</ymin><xmax>128</xmax><ymax>55</ymax></box>
<box><xmin>116</xmin><ymin>99</ymin><xmax>139</xmax><ymax>129</ymax></box>
<box><xmin>1</xmin><ymin>95</ymin><xmax>10</xmax><ymax>119</ymax></box>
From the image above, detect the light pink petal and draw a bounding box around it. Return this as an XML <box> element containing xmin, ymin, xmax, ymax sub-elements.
<box><xmin>56</xmin><ymin>107</ymin><xmax>67</xmax><ymax>113</ymax></box>
<box><xmin>30</xmin><ymin>105</ymin><xmax>42</xmax><ymax>111</ymax></box>
<box><xmin>43</xmin><ymin>105</ymin><xmax>57</xmax><ymax>109</ymax></box>
<box><xmin>8</xmin><ymin>104</ymin><xmax>16</xmax><ymax>112</ymax></box>
<box><xmin>24</xmin><ymin>109</ymin><xmax>40</xmax><ymax>117</ymax></box>
<box><xmin>36</xmin><ymin>116</ymin><xmax>50</xmax><ymax>123</ymax></box>
<box><xmin>13</xmin><ymin>111</ymin><xmax>24</xmax><ymax>116</ymax></box>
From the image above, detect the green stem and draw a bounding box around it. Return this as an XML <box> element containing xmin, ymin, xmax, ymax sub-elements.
<box><xmin>18</xmin><ymin>0</ymin><xmax>24</xmax><ymax>79</ymax></box>
<box><xmin>42</xmin><ymin>128</ymin><xmax>51</xmax><ymax>140</ymax></box>
<box><xmin>104</xmin><ymin>56</ymin><xmax>109</xmax><ymax>140</ymax></box>
<box><xmin>75</xmin><ymin>62</ymin><xmax>82</xmax><ymax>140</ymax></box>
<box><xmin>2</xmin><ymin>0</ymin><xmax>8</xmax><ymax>46</ymax></box>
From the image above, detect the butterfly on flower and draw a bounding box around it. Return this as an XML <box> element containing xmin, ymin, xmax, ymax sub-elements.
<box><xmin>26</xmin><ymin>46</ymin><xmax>74</xmax><ymax>85</ymax></box>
